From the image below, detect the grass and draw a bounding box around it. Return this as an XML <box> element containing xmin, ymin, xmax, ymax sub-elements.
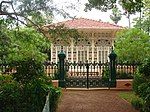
<box><xmin>119</xmin><ymin>91</ymin><xmax>139</xmax><ymax>103</ymax></box>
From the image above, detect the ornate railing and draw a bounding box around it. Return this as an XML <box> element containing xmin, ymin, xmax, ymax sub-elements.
<box><xmin>116</xmin><ymin>62</ymin><xmax>140</xmax><ymax>79</ymax></box>
<box><xmin>0</xmin><ymin>61</ymin><xmax>140</xmax><ymax>79</ymax></box>
<box><xmin>65</xmin><ymin>61</ymin><xmax>109</xmax><ymax>78</ymax></box>
<box><xmin>44</xmin><ymin>61</ymin><xmax>58</xmax><ymax>79</ymax></box>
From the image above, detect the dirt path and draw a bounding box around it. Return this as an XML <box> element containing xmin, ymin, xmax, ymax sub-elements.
<box><xmin>57</xmin><ymin>90</ymin><xmax>139</xmax><ymax>112</ymax></box>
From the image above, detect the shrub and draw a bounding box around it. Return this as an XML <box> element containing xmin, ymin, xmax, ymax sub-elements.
<box><xmin>49</xmin><ymin>87</ymin><xmax>61</xmax><ymax>112</ymax></box>
<box><xmin>142</xmin><ymin>87</ymin><xmax>150</xmax><ymax>112</ymax></box>
<box><xmin>132</xmin><ymin>58</ymin><xmax>150</xmax><ymax>112</ymax></box>
<box><xmin>102</xmin><ymin>68</ymin><xmax>109</xmax><ymax>81</ymax></box>
<box><xmin>0</xmin><ymin>27</ymin><xmax>61</xmax><ymax>112</ymax></box>
<box><xmin>0</xmin><ymin>75</ymin><xmax>22</xmax><ymax>112</ymax></box>
<box><xmin>131</xmin><ymin>97</ymin><xmax>143</xmax><ymax>110</ymax></box>
<box><xmin>132</xmin><ymin>72</ymin><xmax>145</xmax><ymax>94</ymax></box>
<box><xmin>139</xmin><ymin>59</ymin><xmax>150</xmax><ymax>77</ymax></box>
<box><xmin>0</xmin><ymin>74</ymin><xmax>61</xmax><ymax>112</ymax></box>
<box><xmin>116</xmin><ymin>72</ymin><xmax>133</xmax><ymax>79</ymax></box>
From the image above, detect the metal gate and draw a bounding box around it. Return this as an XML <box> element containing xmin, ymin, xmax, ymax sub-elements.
<box><xmin>65</xmin><ymin>61</ymin><xmax>110</xmax><ymax>88</ymax></box>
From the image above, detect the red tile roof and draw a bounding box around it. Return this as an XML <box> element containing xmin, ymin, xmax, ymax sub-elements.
<box><xmin>55</xmin><ymin>18</ymin><xmax>123</xmax><ymax>29</ymax></box>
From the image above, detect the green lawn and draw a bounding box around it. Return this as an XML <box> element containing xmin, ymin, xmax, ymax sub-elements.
<box><xmin>119</xmin><ymin>91</ymin><xmax>139</xmax><ymax>103</ymax></box>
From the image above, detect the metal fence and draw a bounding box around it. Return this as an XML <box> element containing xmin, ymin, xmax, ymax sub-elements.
<box><xmin>65</xmin><ymin>61</ymin><xmax>109</xmax><ymax>78</ymax></box>
<box><xmin>44</xmin><ymin>61</ymin><xmax>139</xmax><ymax>79</ymax></box>
<box><xmin>116</xmin><ymin>62</ymin><xmax>139</xmax><ymax>79</ymax></box>
<box><xmin>0</xmin><ymin>61</ymin><xmax>140</xmax><ymax>79</ymax></box>
<box><xmin>44</xmin><ymin>61</ymin><xmax>58</xmax><ymax>79</ymax></box>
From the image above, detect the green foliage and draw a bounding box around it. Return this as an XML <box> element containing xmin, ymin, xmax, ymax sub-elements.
<box><xmin>48</xmin><ymin>24</ymin><xmax>82</xmax><ymax>45</ymax></box>
<box><xmin>0</xmin><ymin>0</ymin><xmax>53</xmax><ymax>25</ymax></box>
<box><xmin>132</xmin><ymin>72</ymin><xmax>145</xmax><ymax>94</ymax></box>
<box><xmin>49</xmin><ymin>87</ymin><xmax>61</xmax><ymax>112</ymax></box>
<box><xmin>0</xmin><ymin>74</ymin><xmax>61</xmax><ymax>112</ymax></box>
<box><xmin>102</xmin><ymin>67</ymin><xmax>110</xmax><ymax>81</ymax></box>
<box><xmin>119</xmin><ymin>92</ymin><xmax>139</xmax><ymax>103</ymax></box>
<box><xmin>133</xmin><ymin>17</ymin><xmax>150</xmax><ymax>34</ymax></box>
<box><xmin>120</xmin><ymin>0</ymin><xmax>143</xmax><ymax>14</ymax></box>
<box><xmin>0</xmin><ymin>75</ymin><xmax>22</xmax><ymax>112</ymax></box>
<box><xmin>139</xmin><ymin>59</ymin><xmax>150</xmax><ymax>77</ymax></box>
<box><xmin>142</xmin><ymin>87</ymin><xmax>150</xmax><ymax>112</ymax></box>
<box><xmin>85</xmin><ymin>0</ymin><xmax>117</xmax><ymax>12</ymax></box>
<box><xmin>132</xmin><ymin>58</ymin><xmax>150</xmax><ymax>112</ymax></box>
<box><xmin>0</xmin><ymin>21</ymin><xmax>61</xmax><ymax>112</ymax></box>
<box><xmin>0</xmin><ymin>0</ymin><xmax>78</xmax><ymax>26</ymax></box>
<box><xmin>116</xmin><ymin>72</ymin><xmax>133</xmax><ymax>79</ymax></box>
<box><xmin>0</xmin><ymin>27</ymin><xmax>51</xmax><ymax>64</ymax></box>
<box><xmin>110</xmin><ymin>6</ymin><xmax>122</xmax><ymax>24</ymax></box>
<box><xmin>115</xmin><ymin>28</ymin><xmax>150</xmax><ymax>63</ymax></box>
<box><xmin>85</xmin><ymin>0</ymin><xmax>143</xmax><ymax>14</ymax></box>
<box><xmin>133</xmin><ymin>0</ymin><xmax>150</xmax><ymax>34</ymax></box>
<box><xmin>131</xmin><ymin>97</ymin><xmax>143</xmax><ymax>110</ymax></box>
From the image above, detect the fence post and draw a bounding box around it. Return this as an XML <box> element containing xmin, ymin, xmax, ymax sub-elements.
<box><xmin>85</xmin><ymin>60</ymin><xmax>89</xmax><ymax>89</ymax></box>
<box><xmin>58</xmin><ymin>47</ymin><xmax>66</xmax><ymax>87</ymax></box>
<box><xmin>109</xmin><ymin>49</ymin><xmax>117</xmax><ymax>87</ymax></box>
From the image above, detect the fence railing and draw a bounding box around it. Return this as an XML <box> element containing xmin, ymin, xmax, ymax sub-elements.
<box><xmin>0</xmin><ymin>61</ymin><xmax>140</xmax><ymax>79</ymax></box>
<box><xmin>116</xmin><ymin>62</ymin><xmax>140</xmax><ymax>79</ymax></box>
<box><xmin>0</xmin><ymin>63</ymin><xmax>16</xmax><ymax>75</ymax></box>
<box><xmin>65</xmin><ymin>61</ymin><xmax>109</xmax><ymax>78</ymax></box>
<box><xmin>44</xmin><ymin>61</ymin><xmax>139</xmax><ymax>79</ymax></box>
<box><xmin>44</xmin><ymin>61</ymin><xmax>58</xmax><ymax>79</ymax></box>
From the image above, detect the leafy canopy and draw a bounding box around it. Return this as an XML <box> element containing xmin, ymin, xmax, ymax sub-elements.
<box><xmin>133</xmin><ymin>0</ymin><xmax>150</xmax><ymax>34</ymax></box>
<box><xmin>110</xmin><ymin>6</ymin><xmax>122</xmax><ymax>24</ymax></box>
<box><xmin>115</xmin><ymin>28</ymin><xmax>150</xmax><ymax>63</ymax></box>
<box><xmin>85</xmin><ymin>0</ymin><xmax>143</xmax><ymax>14</ymax></box>
<box><xmin>0</xmin><ymin>19</ymin><xmax>51</xmax><ymax>64</ymax></box>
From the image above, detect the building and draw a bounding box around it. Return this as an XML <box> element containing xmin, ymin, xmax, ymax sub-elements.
<box><xmin>46</xmin><ymin>18</ymin><xmax>122</xmax><ymax>63</ymax></box>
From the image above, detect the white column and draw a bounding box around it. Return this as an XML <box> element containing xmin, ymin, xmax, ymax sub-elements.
<box><xmin>108</xmin><ymin>46</ymin><xmax>111</xmax><ymax>62</ymax></box>
<box><xmin>50</xmin><ymin>44</ymin><xmax>53</xmax><ymax>61</ymax></box>
<box><xmin>56</xmin><ymin>46</ymin><xmax>58</xmax><ymax>63</ymax></box>
<box><xmin>104</xmin><ymin>47</ymin><xmax>106</xmax><ymax>63</ymax></box>
<box><xmin>101</xmin><ymin>47</ymin><xmax>103</xmax><ymax>63</ymax></box>
<box><xmin>66</xmin><ymin>46</ymin><xmax>68</xmax><ymax>60</ymax></box>
<box><xmin>87</xmin><ymin>46</ymin><xmax>89</xmax><ymax>61</ymax></box>
<box><xmin>111</xmin><ymin>39</ymin><xmax>115</xmax><ymax>48</ymax></box>
<box><xmin>76</xmin><ymin>46</ymin><xmax>78</xmax><ymax>62</ymax></box>
<box><xmin>71</xmin><ymin>39</ymin><xmax>73</xmax><ymax>62</ymax></box>
<box><xmin>92</xmin><ymin>39</ymin><xmax>94</xmax><ymax>62</ymax></box>
<box><xmin>97</xmin><ymin>46</ymin><xmax>99</xmax><ymax>62</ymax></box>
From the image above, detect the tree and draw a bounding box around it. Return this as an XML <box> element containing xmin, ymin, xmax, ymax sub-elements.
<box><xmin>0</xmin><ymin>27</ymin><xmax>51</xmax><ymax>64</ymax></box>
<box><xmin>84</xmin><ymin>0</ymin><xmax>143</xmax><ymax>27</ymax></box>
<box><xmin>115</xmin><ymin>28</ymin><xmax>150</xmax><ymax>63</ymax></box>
<box><xmin>110</xmin><ymin>6</ymin><xmax>122</xmax><ymax>24</ymax></box>
<box><xmin>0</xmin><ymin>0</ymin><xmax>79</xmax><ymax>34</ymax></box>
<box><xmin>0</xmin><ymin>0</ymin><xmax>75</xmax><ymax>25</ymax></box>
<box><xmin>0</xmin><ymin>24</ymin><xmax>61</xmax><ymax>112</ymax></box>
<box><xmin>85</xmin><ymin>0</ymin><xmax>143</xmax><ymax>13</ymax></box>
<box><xmin>133</xmin><ymin>0</ymin><xmax>150</xmax><ymax>34</ymax></box>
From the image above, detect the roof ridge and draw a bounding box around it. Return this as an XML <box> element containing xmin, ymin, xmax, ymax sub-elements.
<box><xmin>45</xmin><ymin>18</ymin><xmax>123</xmax><ymax>29</ymax></box>
<box><xmin>80</xmin><ymin>18</ymin><xmax>122</xmax><ymax>28</ymax></box>
<box><xmin>59</xmin><ymin>18</ymin><xmax>122</xmax><ymax>28</ymax></box>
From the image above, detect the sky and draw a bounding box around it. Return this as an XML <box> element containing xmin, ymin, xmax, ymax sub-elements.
<box><xmin>52</xmin><ymin>0</ymin><xmax>140</xmax><ymax>27</ymax></box>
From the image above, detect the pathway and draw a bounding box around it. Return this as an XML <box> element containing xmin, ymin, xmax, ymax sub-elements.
<box><xmin>57</xmin><ymin>90</ymin><xmax>139</xmax><ymax>112</ymax></box>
